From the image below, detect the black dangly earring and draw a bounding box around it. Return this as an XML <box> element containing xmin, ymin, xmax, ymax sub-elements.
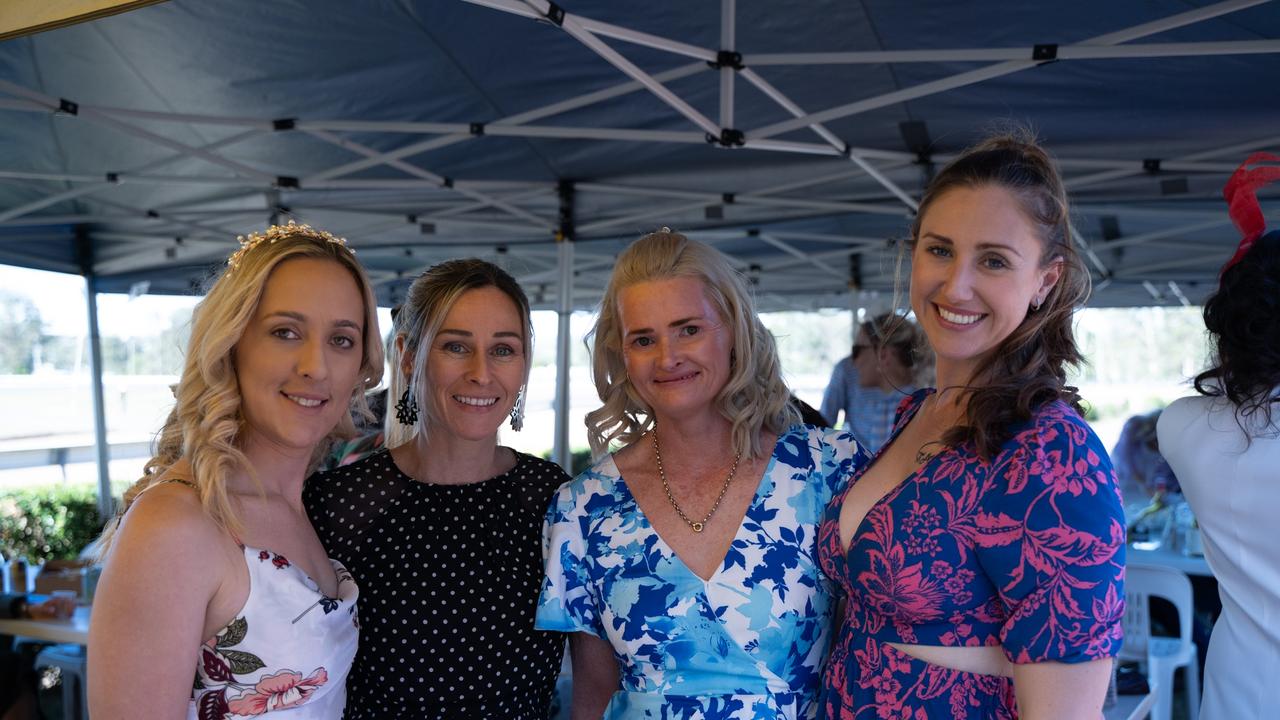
<box><xmin>395</xmin><ymin>387</ymin><xmax>419</xmax><ymax>425</ymax></box>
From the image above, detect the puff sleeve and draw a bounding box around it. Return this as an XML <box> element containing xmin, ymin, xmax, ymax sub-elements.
<box><xmin>534</xmin><ymin>474</ymin><xmax>607</xmax><ymax>639</ymax></box>
<box><xmin>972</xmin><ymin>404</ymin><xmax>1127</xmax><ymax>664</ymax></box>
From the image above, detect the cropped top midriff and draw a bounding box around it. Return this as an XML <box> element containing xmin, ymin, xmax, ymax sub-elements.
<box><xmin>187</xmin><ymin>544</ymin><xmax>358</xmax><ymax>720</ymax></box>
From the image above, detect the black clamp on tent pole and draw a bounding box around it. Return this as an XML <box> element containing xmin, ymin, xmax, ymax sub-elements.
<box><xmin>470</xmin><ymin>123</ymin><xmax>485</xmax><ymax>136</ymax></box>
<box><xmin>1031</xmin><ymin>44</ymin><xmax>1058</xmax><ymax>65</ymax></box>
<box><xmin>105</xmin><ymin>173</ymin><xmax>120</xmax><ymax>184</ymax></box>
<box><xmin>272</xmin><ymin>118</ymin><xmax>296</xmax><ymax>131</ymax></box>
<box><xmin>543</xmin><ymin>2</ymin><xmax>566</xmax><ymax>26</ymax></box>
<box><xmin>708</xmin><ymin>50</ymin><xmax>744</xmax><ymax>71</ymax></box>
<box><xmin>275</xmin><ymin>176</ymin><xmax>300</xmax><ymax>189</ymax></box>
<box><xmin>1143</xmin><ymin>159</ymin><xmax>1162</xmax><ymax>174</ymax></box>
<box><xmin>706</xmin><ymin>128</ymin><xmax>745</xmax><ymax>147</ymax></box>
<box><xmin>57</xmin><ymin>98</ymin><xmax>79</xmax><ymax>116</ymax></box>
<box><xmin>441</xmin><ymin>177</ymin><xmax>454</xmax><ymax>188</ymax></box>
<box><xmin>722</xmin><ymin>193</ymin><xmax>735</xmax><ymax>205</ymax></box>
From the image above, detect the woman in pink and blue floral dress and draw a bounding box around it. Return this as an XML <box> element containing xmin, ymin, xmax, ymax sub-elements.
<box><xmin>818</xmin><ymin>133</ymin><xmax>1125</xmax><ymax>719</ymax></box>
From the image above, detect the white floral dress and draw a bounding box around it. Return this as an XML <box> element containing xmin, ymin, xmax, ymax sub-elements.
<box><xmin>537</xmin><ymin>425</ymin><xmax>866</xmax><ymax>719</ymax></box>
<box><xmin>187</xmin><ymin>545</ymin><xmax>358</xmax><ymax>720</ymax></box>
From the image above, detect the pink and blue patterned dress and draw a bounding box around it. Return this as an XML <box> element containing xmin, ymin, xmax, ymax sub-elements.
<box><xmin>817</xmin><ymin>391</ymin><xmax>1126</xmax><ymax>719</ymax></box>
<box><xmin>537</xmin><ymin>425</ymin><xmax>867</xmax><ymax>719</ymax></box>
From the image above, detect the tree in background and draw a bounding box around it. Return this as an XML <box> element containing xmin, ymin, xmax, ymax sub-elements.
<box><xmin>0</xmin><ymin>290</ymin><xmax>42</xmax><ymax>374</ymax></box>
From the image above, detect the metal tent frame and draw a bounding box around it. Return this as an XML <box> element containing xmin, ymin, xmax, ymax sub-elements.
<box><xmin>0</xmin><ymin>0</ymin><xmax>1277</xmax><ymax>497</ymax></box>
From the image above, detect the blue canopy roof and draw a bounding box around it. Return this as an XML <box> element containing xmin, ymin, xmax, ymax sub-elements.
<box><xmin>1</xmin><ymin>0</ymin><xmax>1278</xmax><ymax>309</ymax></box>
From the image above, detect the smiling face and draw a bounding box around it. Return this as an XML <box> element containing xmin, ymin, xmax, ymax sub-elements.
<box><xmin>617</xmin><ymin>276</ymin><xmax>733</xmax><ymax>424</ymax></box>
<box><xmin>910</xmin><ymin>185</ymin><xmax>1062</xmax><ymax>385</ymax></box>
<box><xmin>411</xmin><ymin>286</ymin><xmax>526</xmax><ymax>442</ymax></box>
<box><xmin>234</xmin><ymin>257</ymin><xmax>366</xmax><ymax>457</ymax></box>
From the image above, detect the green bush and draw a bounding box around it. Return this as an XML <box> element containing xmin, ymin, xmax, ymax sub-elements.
<box><xmin>0</xmin><ymin>487</ymin><xmax>106</xmax><ymax>564</ymax></box>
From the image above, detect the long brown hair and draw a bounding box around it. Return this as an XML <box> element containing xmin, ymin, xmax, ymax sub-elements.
<box><xmin>911</xmin><ymin>132</ymin><xmax>1090</xmax><ymax>459</ymax></box>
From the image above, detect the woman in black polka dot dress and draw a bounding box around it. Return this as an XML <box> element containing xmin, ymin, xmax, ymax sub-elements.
<box><xmin>305</xmin><ymin>260</ymin><xmax>569</xmax><ymax>719</ymax></box>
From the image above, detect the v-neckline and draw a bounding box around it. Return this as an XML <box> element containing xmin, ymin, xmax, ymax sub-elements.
<box><xmin>837</xmin><ymin>389</ymin><xmax>942</xmax><ymax>556</ymax></box>
<box><xmin>606</xmin><ymin>429</ymin><xmax>789</xmax><ymax>584</ymax></box>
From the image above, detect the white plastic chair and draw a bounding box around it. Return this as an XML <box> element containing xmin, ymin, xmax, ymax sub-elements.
<box><xmin>1119</xmin><ymin>562</ymin><xmax>1200</xmax><ymax>720</ymax></box>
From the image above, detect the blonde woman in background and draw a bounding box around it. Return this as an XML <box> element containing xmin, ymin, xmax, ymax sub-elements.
<box><xmin>89</xmin><ymin>223</ymin><xmax>383</xmax><ymax>719</ymax></box>
<box><xmin>537</xmin><ymin>230</ymin><xmax>868</xmax><ymax>719</ymax></box>
<box><xmin>820</xmin><ymin>312</ymin><xmax>930</xmax><ymax>451</ymax></box>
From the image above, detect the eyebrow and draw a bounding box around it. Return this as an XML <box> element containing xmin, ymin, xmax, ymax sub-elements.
<box><xmin>263</xmin><ymin>310</ymin><xmax>362</xmax><ymax>331</ymax></box>
<box><xmin>921</xmin><ymin>232</ymin><xmax>1024</xmax><ymax>259</ymax></box>
<box><xmin>438</xmin><ymin>328</ymin><xmax>524</xmax><ymax>340</ymax></box>
<box><xmin>624</xmin><ymin>316</ymin><xmax>706</xmax><ymax>338</ymax></box>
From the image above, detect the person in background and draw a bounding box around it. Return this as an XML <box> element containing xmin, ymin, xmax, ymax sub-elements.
<box><xmin>538</xmin><ymin>229</ymin><xmax>866</xmax><ymax>719</ymax></box>
<box><xmin>819</xmin><ymin>312</ymin><xmax>927</xmax><ymax>451</ymax></box>
<box><xmin>1</xmin><ymin>593</ymin><xmax>75</xmax><ymax>720</ymax></box>
<box><xmin>305</xmin><ymin>259</ymin><xmax>569</xmax><ymax>719</ymax></box>
<box><xmin>1112</xmin><ymin>409</ymin><xmax>1180</xmax><ymax>505</ymax></box>
<box><xmin>88</xmin><ymin>223</ymin><xmax>384</xmax><ymax>719</ymax></box>
<box><xmin>1157</xmin><ymin>152</ymin><xmax>1280</xmax><ymax>719</ymax></box>
<box><xmin>819</xmin><ymin>132</ymin><xmax>1125</xmax><ymax>719</ymax></box>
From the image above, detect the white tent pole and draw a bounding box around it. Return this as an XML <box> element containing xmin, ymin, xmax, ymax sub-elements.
<box><xmin>745</xmin><ymin>39</ymin><xmax>1280</xmax><ymax>66</ymax></box>
<box><xmin>302</xmin><ymin>128</ymin><xmax>554</xmax><ymax>228</ymax></box>
<box><xmin>303</xmin><ymin>63</ymin><xmax>705</xmax><ymax>182</ymax></box>
<box><xmin>749</xmin><ymin>0</ymin><xmax>1268</xmax><ymax>141</ymax></box>
<box><xmin>1068</xmin><ymin>133</ymin><xmax>1280</xmax><ymax>190</ymax></box>
<box><xmin>0</xmin><ymin>183</ymin><xmax>114</xmax><ymax>223</ymax></box>
<box><xmin>757</xmin><ymin>232</ymin><xmax>846</xmax><ymax>281</ymax></box>
<box><xmin>552</xmin><ymin>181</ymin><xmax>575</xmax><ymax>471</ymax></box>
<box><xmin>512</xmin><ymin>0</ymin><xmax>721</xmax><ymax>137</ymax></box>
<box><xmin>77</xmin><ymin>233</ymin><xmax>114</xmax><ymax>521</ymax></box>
<box><xmin>719</xmin><ymin>0</ymin><xmax>736</xmax><ymax>130</ymax></box>
<box><xmin>737</xmin><ymin>68</ymin><xmax>919</xmax><ymax>210</ymax></box>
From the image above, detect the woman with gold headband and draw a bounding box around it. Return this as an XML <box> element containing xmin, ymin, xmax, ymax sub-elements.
<box><xmin>536</xmin><ymin>229</ymin><xmax>868</xmax><ymax>718</ymax></box>
<box><xmin>88</xmin><ymin>223</ymin><xmax>383</xmax><ymax>719</ymax></box>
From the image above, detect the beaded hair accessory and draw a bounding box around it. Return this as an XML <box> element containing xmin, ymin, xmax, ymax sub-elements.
<box><xmin>1222</xmin><ymin>152</ymin><xmax>1280</xmax><ymax>273</ymax></box>
<box><xmin>227</xmin><ymin>220</ymin><xmax>354</xmax><ymax>271</ymax></box>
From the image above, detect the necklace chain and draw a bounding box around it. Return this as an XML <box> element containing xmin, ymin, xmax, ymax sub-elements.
<box><xmin>652</xmin><ymin>430</ymin><xmax>741</xmax><ymax>533</ymax></box>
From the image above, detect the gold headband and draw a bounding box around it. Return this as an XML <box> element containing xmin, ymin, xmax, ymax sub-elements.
<box><xmin>227</xmin><ymin>220</ymin><xmax>353</xmax><ymax>271</ymax></box>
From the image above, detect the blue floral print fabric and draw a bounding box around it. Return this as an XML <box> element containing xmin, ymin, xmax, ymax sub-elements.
<box><xmin>537</xmin><ymin>425</ymin><xmax>867</xmax><ymax>719</ymax></box>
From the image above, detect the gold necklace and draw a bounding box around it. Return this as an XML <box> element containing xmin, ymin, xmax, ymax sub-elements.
<box><xmin>652</xmin><ymin>430</ymin><xmax>741</xmax><ymax>533</ymax></box>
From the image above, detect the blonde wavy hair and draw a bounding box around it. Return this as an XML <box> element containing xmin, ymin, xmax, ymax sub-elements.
<box><xmin>97</xmin><ymin>228</ymin><xmax>384</xmax><ymax>556</ymax></box>
<box><xmin>389</xmin><ymin>258</ymin><xmax>533</xmax><ymax>443</ymax></box>
<box><xmin>585</xmin><ymin>229</ymin><xmax>798</xmax><ymax>460</ymax></box>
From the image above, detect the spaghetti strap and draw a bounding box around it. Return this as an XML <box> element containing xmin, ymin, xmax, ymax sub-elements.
<box><xmin>133</xmin><ymin>477</ymin><xmax>198</xmax><ymax>499</ymax></box>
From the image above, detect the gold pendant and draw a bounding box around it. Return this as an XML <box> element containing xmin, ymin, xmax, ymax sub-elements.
<box><xmin>691</xmin><ymin>522</ymin><xmax>704</xmax><ymax>533</ymax></box>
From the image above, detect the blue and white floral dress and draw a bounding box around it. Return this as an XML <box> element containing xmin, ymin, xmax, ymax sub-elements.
<box><xmin>536</xmin><ymin>425</ymin><xmax>866</xmax><ymax>720</ymax></box>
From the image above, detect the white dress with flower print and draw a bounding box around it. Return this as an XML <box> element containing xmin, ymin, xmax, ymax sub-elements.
<box><xmin>187</xmin><ymin>545</ymin><xmax>358</xmax><ymax>720</ymax></box>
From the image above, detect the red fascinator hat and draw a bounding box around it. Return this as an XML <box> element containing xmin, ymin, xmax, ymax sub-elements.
<box><xmin>1222</xmin><ymin>152</ymin><xmax>1280</xmax><ymax>273</ymax></box>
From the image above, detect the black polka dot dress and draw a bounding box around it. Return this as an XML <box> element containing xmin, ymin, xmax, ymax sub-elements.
<box><xmin>304</xmin><ymin>449</ymin><xmax>570</xmax><ymax>719</ymax></box>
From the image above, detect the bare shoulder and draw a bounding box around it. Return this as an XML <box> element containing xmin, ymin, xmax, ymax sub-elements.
<box><xmin>108</xmin><ymin>475</ymin><xmax>229</xmax><ymax>571</ymax></box>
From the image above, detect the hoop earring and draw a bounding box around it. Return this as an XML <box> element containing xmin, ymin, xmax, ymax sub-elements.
<box><xmin>510</xmin><ymin>386</ymin><xmax>525</xmax><ymax>431</ymax></box>
<box><xmin>394</xmin><ymin>387</ymin><xmax>419</xmax><ymax>425</ymax></box>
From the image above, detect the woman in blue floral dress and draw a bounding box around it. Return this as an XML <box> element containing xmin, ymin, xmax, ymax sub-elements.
<box><xmin>818</xmin><ymin>134</ymin><xmax>1125</xmax><ymax>719</ymax></box>
<box><xmin>537</xmin><ymin>229</ymin><xmax>868</xmax><ymax>719</ymax></box>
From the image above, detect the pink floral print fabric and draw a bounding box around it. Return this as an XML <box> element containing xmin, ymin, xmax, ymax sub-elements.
<box><xmin>818</xmin><ymin>391</ymin><xmax>1125</xmax><ymax>718</ymax></box>
<box><xmin>189</xmin><ymin>547</ymin><xmax>358</xmax><ymax>720</ymax></box>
